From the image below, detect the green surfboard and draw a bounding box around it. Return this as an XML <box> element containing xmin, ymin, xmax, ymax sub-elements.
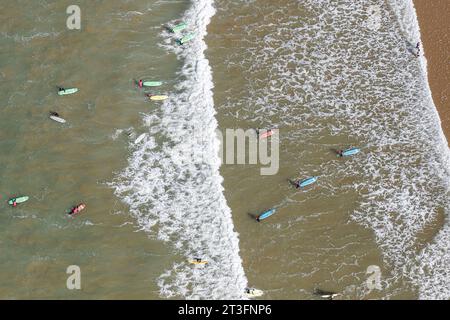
<box><xmin>143</xmin><ymin>81</ymin><xmax>163</xmax><ymax>87</ymax></box>
<box><xmin>178</xmin><ymin>33</ymin><xmax>195</xmax><ymax>45</ymax></box>
<box><xmin>8</xmin><ymin>196</ymin><xmax>29</xmax><ymax>205</ymax></box>
<box><xmin>170</xmin><ymin>22</ymin><xmax>187</xmax><ymax>33</ymax></box>
<box><xmin>58</xmin><ymin>88</ymin><xmax>78</xmax><ymax>96</ymax></box>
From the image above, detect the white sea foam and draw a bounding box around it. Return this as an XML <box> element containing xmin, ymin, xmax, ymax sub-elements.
<box><xmin>111</xmin><ymin>0</ymin><xmax>248</xmax><ymax>299</ymax></box>
<box><xmin>0</xmin><ymin>31</ymin><xmax>60</xmax><ymax>44</ymax></box>
<box><xmin>388</xmin><ymin>0</ymin><xmax>450</xmax><ymax>300</ymax></box>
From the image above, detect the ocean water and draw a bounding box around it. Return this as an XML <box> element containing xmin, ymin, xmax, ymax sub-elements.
<box><xmin>110</xmin><ymin>0</ymin><xmax>248</xmax><ymax>299</ymax></box>
<box><xmin>0</xmin><ymin>0</ymin><xmax>449</xmax><ymax>300</ymax></box>
<box><xmin>0</xmin><ymin>0</ymin><xmax>190</xmax><ymax>299</ymax></box>
<box><xmin>207</xmin><ymin>0</ymin><xmax>450</xmax><ymax>299</ymax></box>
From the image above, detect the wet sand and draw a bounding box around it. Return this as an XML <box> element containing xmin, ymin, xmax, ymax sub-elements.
<box><xmin>413</xmin><ymin>0</ymin><xmax>450</xmax><ymax>146</ymax></box>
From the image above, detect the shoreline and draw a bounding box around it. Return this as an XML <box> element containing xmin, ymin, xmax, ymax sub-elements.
<box><xmin>413</xmin><ymin>0</ymin><xmax>450</xmax><ymax>147</ymax></box>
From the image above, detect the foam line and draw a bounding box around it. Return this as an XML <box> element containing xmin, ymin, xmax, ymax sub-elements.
<box><xmin>111</xmin><ymin>0</ymin><xmax>248</xmax><ymax>299</ymax></box>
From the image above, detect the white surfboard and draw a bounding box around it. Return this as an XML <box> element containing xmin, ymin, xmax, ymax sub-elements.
<box><xmin>50</xmin><ymin>115</ymin><xmax>66</xmax><ymax>123</ymax></box>
<box><xmin>134</xmin><ymin>133</ymin><xmax>146</xmax><ymax>144</ymax></box>
<box><xmin>245</xmin><ymin>288</ymin><xmax>264</xmax><ymax>298</ymax></box>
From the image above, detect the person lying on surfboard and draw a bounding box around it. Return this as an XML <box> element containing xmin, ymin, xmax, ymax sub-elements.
<box><xmin>8</xmin><ymin>196</ymin><xmax>29</xmax><ymax>207</ymax></box>
<box><xmin>255</xmin><ymin>128</ymin><xmax>274</xmax><ymax>138</ymax></box>
<box><xmin>69</xmin><ymin>203</ymin><xmax>86</xmax><ymax>215</ymax></box>
<box><xmin>313</xmin><ymin>288</ymin><xmax>341</xmax><ymax>300</ymax></box>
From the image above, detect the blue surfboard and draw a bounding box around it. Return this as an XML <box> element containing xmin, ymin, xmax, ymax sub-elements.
<box><xmin>341</xmin><ymin>147</ymin><xmax>360</xmax><ymax>157</ymax></box>
<box><xmin>256</xmin><ymin>208</ymin><xmax>276</xmax><ymax>221</ymax></box>
<box><xmin>298</xmin><ymin>176</ymin><xmax>318</xmax><ymax>188</ymax></box>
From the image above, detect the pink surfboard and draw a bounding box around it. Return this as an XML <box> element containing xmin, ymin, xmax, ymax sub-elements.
<box><xmin>259</xmin><ymin>129</ymin><xmax>274</xmax><ymax>139</ymax></box>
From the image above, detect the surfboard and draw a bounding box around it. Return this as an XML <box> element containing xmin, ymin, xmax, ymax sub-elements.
<box><xmin>259</xmin><ymin>129</ymin><xmax>274</xmax><ymax>139</ymax></box>
<box><xmin>341</xmin><ymin>147</ymin><xmax>360</xmax><ymax>157</ymax></box>
<box><xmin>143</xmin><ymin>81</ymin><xmax>163</xmax><ymax>87</ymax></box>
<box><xmin>256</xmin><ymin>208</ymin><xmax>276</xmax><ymax>221</ymax></box>
<box><xmin>134</xmin><ymin>133</ymin><xmax>146</xmax><ymax>144</ymax></box>
<box><xmin>8</xmin><ymin>196</ymin><xmax>29</xmax><ymax>205</ymax></box>
<box><xmin>149</xmin><ymin>95</ymin><xmax>168</xmax><ymax>101</ymax></box>
<box><xmin>58</xmin><ymin>88</ymin><xmax>78</xmax><ymax>96</ymax></box>
<box><xmin>178</xmin><ymin>33</ymin><xmax>195</xmax><ymax>45</ymax></box>
<box><xmin>170</xmin><ymin>22</ymin><xmax>187</xmax><ymax>33</ymax></box>
<box><xmin>188</xmin><ymin>259</ymin><xmax>208</xmax><ymax>265</ymax></box>
<box><xmin>245</xmin><ymin>288</ymin><xmax>264</xmax><ymax>298</ymax></box>
<box><xmin>50</xmin><ymin>115</ymin><xmax>66</xmax><ymax>123</ymax></box>
<box><xmin>298</xmin><ymin>176</ymin><xmax>317</xmax><ymax>188</ymax></box>
<box><xmin>314</xmin><ymin>288</ymin><xmax>341</xmax><ymax>299</ymax></box>
<box><xmin>320</xmin><ymin>293</ymin><xmax>340</xmax><ymax>299</ymax></box>
<box><xmin>70</xmin><ymin>203</ymin><xmax>86</xmax><ymax>216</ymax></box>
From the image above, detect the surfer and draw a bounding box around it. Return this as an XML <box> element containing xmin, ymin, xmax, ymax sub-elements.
<box><xmin>314</xmin><ymin>288</ymin><xmax>340</xmax><ymax>300</ymax></box>
<box><xmin>293</xmin><ymin>179</ymin><xmax>305</xmax><ymax>189</ymax></box>
<box><xmin>258</xmin><ymin>128</ymin><xmax>275</xmax><ymax>139</ymax></box>
<box><xmin>58</xmin><ymin>87</ymin><xmax>66</xmax><ymax>93</ymax></box>
<box><xmin>414</xmin><ymin>42</ymin><xmax>420</xmax><ymax>57</ymax></box>
<box><xmin>50</xmin><ymin>111</ymin><xmax>60</xmax><ymax>117</ymax></box>
<box><xmin>12</xmin><ymin>199</ymin><xmax>17</xmax><ymax>207</ymax></box>
<box><xmin>138</xmin><ymin>79</ymin><xmax>143</xmax><ymax>88</ymax></box>
<box><xmin>189</xmin><ymin>257</ymin><xmax>207</xmax><ymax>265</ymax></box>
<box><xmin>69</xmin><ymin>203</ymin><xmax>86</xmax><ymax>215</ymax></box>
<box><xmin>337</xmin><ymin>149</ymin><xmax>344</xmax><ymax>157</ymax></box>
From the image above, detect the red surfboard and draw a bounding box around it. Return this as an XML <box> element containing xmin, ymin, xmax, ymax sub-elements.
<box><xmin>69</xmin><ymin>203</ymin><xmax>86</xmax><ymax>217</ymax></box>
<box><xmin>259</xmin><ymin>129</ymin><xmax>274</xmax><ymax>139</ymax></box>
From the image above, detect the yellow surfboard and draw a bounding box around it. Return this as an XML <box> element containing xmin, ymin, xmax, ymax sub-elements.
<box><xmin>149</xmin><ymin>95</ymin><xmax>168</xmax><ymax>101</ymax></box>
<box><xmin>188</xmin><ymin>259</ymin><xmax>208</xmax><ymax>265</ymax></box>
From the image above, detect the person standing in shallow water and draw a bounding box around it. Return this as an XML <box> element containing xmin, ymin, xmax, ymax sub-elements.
<box><xmin>138</xmin><ymin>79</ymin><xmax>143</xmax><ymax>88</ymax></box>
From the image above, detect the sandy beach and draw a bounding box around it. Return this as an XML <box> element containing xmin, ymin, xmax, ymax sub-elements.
<box><xmin>413</xmin><ymin>0</ymin><xmax>450</xmax><ymax>146</ymax></box>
